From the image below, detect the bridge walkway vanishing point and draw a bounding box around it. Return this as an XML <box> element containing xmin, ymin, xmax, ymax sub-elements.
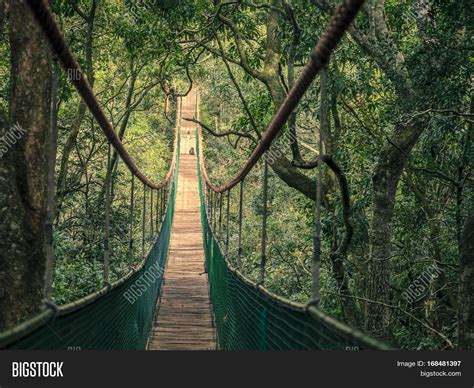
<box><xmin>148</xmin><ymin>93</ymin><xmax>217</xmax><ymax>350</ymax></box>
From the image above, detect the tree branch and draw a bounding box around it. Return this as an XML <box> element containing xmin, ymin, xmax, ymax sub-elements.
<box><xmin>216</xmin><ymin>13</ymin><xmax>265</xmax><ymax>81</ymax></box>
<box><xmin>322</xmin><ymin>291</ymin><xmax>454</xmax><ymax>348</ymax></box>
<box><xmin>241</xmin><ymin>0</ymin><xmax>285</xmax><ymax>14</ymax></box>
<box><xmin>67</xmin><ymin>0</ymin><xmax>89</xmax><ymax>21</ymax></box>
<box><xmin>183</xmin><ymin>117</ymin><xmax>257</xmax><ymax>143</ymax></box>
<box><xmin>216</xmin><ymin>36</ymin><xmax>261</xmax><ymax>137</ymax></box>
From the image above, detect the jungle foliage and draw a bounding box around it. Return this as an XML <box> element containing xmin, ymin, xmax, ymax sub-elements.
<box><xmin>0</xmin><ymin>0</ymin><xmax>472</xmax><ymax>350</ymax></box>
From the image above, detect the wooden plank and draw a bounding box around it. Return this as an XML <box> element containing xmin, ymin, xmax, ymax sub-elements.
<box><xmin>148</xmin><ymin>93</ymin><xmax>217</xmax><ymax>351</ymax></box>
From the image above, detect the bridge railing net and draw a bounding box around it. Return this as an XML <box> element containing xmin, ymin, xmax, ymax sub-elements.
<box><xmin>1</xmin><ymin>136</ymin><xmax>180</xmax><ymax>350</ymax></box>
<box><xmin>196</xmin><ymin>135</ymin><xmax>391</xmax><ymax>351</ymax></box>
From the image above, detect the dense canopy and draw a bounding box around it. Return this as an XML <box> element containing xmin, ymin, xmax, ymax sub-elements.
<box><xmin>0</xmin><ymin>0</ymin><xmax>472</xmax><ymax>350</ymax></box>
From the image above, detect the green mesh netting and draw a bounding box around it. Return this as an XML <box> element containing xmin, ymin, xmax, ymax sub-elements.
<box><xmin>1</xmin><ymin>143</ymin><xmax>180</xmax><ymax>350</ymax></box>
<box><xmin>196</xmin><ymin>132</ymin><xmax>392</xmax><ymax>351</ymax></box>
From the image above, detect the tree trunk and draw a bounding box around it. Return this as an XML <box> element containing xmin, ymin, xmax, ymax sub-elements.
<box><xmin>365</xmin><ymin>156</ymin><xmax>400</xmax><ymax>339</ymax></box>
<box><xmin>365</xmin><ymin>120</ymin><xmax>423</xmax><ymax>339</ymax></box>
<box><xmin>0</xmin><ymin>0</ymin><xmax>51</xmax><ymax>329</ymax></box>
<box><xmin>361</xmin><ymin>0</ymin><xmax>422</xmax><ymax>342</ymax></box>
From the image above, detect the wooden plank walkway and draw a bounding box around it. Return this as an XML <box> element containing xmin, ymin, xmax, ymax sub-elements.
<box><xmin>148</xmin><ymin>93</ymin><xmax>217</xmax><ymax>350</ymax></box>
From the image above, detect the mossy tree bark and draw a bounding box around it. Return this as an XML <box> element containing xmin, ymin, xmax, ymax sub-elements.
<box><xmin>0</xmin><ymin>0</ymin><xmax>51</xmax><ymax>329</ymax></box>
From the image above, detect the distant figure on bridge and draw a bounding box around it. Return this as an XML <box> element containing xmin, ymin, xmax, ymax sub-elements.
<box><xmin>189</xmin><ymin>147</ymin><xmax>195</xmax><ymax>155</ymax></box>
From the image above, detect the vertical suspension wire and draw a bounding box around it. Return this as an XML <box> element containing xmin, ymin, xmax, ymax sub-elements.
<box><xmin>209</xmin><ymin>189</ymin><xmax>212</xmax><ymax>226</ymax></box>
<box><xmin>160</xmin><ymin>186</ymin><xmax>164</xmax><ymax>222</ymax></box>
<box><xmin>179</xmin><ymin>96</ymin><xmax>183</xmax><ymax>127</ymax></box>
<box><xmin>312</xmin><ymin>154</ymin><xmax>322</xmax><ymax>302</ymax></box>
<box><xmin>237</xmin><ymin>179</ymin><xmax>244</xmax><ymax>268</ymax></box>
<box><xmin>155</xmin><ymin>186</ymin><xmax>159</xmax><ymax>233</ymax></box>
<box><xmin>219</xmin><ymin>192</ymin><xmax>223</xmax><ymax>238</ymax></box>
<box><xmin>162</xmin><ymin>184</ymin><xmax>165</xmax><ymax>218</ymax></box>
<box><xmin>207</xmin><ymin>186</ymin><xmax>211</xmax><ymax>220</ymax></box>
<box><xmin>210</xmin><ymin>189</ymin><xmax>214</xmax><ymax>229</ymax></box>
<box><xmin>259</xmin><ymin>152</ymin><xmax>269</xmax><ymax>285</ymax></box>
<box><xmin>128</xmin><ymin>174</ymin><xmax>135</xmax><ymax>269</ymax></box>
<box><xmin>162</xmin><ymin>184</ymin><xmax>166</xmax><ymax>216</ymax></box>
<box><xmin>103</xmin><ymin>142</ymin><xmax>111</xmax><ymax>285</ymax></box>
<box><xmin>161</xmin><ymin>186</ymin><xmax>166</xmax><ymax>222</ymax></box>
<box><xmin>225</xmin><ymin>189</ymin><xmax>230</xmax><ymax>257</ymax></box>
<box><xmin>142</xmin><ymin>183</ymin><xmax>146</xmax><ymax>258</ymax></box>
<box><xmin>168</xmin><ymin>182</ymin><xmax>171</xmax><ymax>210</ymax></box>
<box><xmin>312</xmin><ymin>70</ymin><xmax>326</xmax><ymax>302</ymax></box>
<box><xmin>213</xmin><ymin>191</ymin><xmax>218</xmax><ymax>232</ymax></box>
<box><xmin>150</xmin><ymin>189</ymin><xmax>154</xmax><ymax>241</ymax></box>
<box><xmin>206</xmin><ymin>186</ymin><xmax>211</xmax><ymax>244</ymax></box>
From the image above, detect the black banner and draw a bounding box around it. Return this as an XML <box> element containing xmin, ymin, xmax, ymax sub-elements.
<box><xmin>0</xmin><ymin>350</ymin><xmax>472</xmax><ymax>388</ymax></box>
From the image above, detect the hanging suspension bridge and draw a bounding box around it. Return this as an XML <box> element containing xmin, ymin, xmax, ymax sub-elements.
<box><xmin>0</xmin><ymin>0</ymin><xmax>393</xmax><ymax>350</ymax></box>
